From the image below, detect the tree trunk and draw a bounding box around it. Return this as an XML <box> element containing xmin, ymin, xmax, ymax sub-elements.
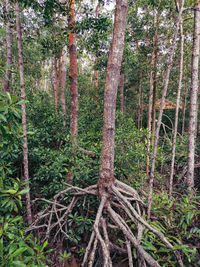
<box><xmin>60</xmin><ymin>44</ymin><xmax>67</xmax><ymax>126</ymax></box>
<box><xmin>94</xmin><ymin>2</ymin><xmax>101</xmax><ymax>99</ymax></box>
<box><xmin>151</xmin><ymin>12</ymin><xmax>159</xmax><ymax>140</ymax></box>
<box><xmin>51</xmin><ymin>55</ymin><xmax>58</xmax><ymax>111</ymax></box>
<box><xmin>98</xmin><ymin>0</ymin><xmax>128</xmax><ymax>197</ymax></box>
<box><xmin>146</xmin><ymin>49</ymin><xmax>155</xmax><ymax>175</ymax></box>
<box><xmin>181</xmin><ymin>82</ymin><xmax>188</xmax><ymax>135</ymax></box>
<box><xmin>53</xmin><ymin>19</ymin><xmax>58</xmax><ymax>111</ymax></box>
<box><xmin>187</xmin><ymin>0</ymin><xmax>200</xmax><ymax>191</ymax></box>
<box><xmin>146</xmin><ymin>10</ymin><xmax>159</xmax><ymax>175</ymax></box>
<box><xmin>54</xmin><ymin>54</ymin><xmax>58</xmax><ymax>111</ymax></box>
<box><xmin>60</xmin><ymin>5</ymin><xmax>67</xmax><ymax>127</ymax></box>
<box><xmin>3</xmin><ymin>0</ymin><xmax>12</xmax><ymax>94</ymax></box>
<box><xmin>138</xmin><ymin>72</ymin><xmax>142</xmax><ymax>129</ymax></box>
<box><xmin>169</xmin><ymin>16</ymin><xmax>184</xmax><ymax>196</ymax></box>
<box><xmin>68</xmin><ymin>0</ymin><xmax>78</xmax><ymax>143</ymax></box>
<box><xmin>120</xmin><ymin>71</ymin><xmax>124</xmax><ymax>113</ymax></box>
<box><xmin>141</xmin><ymin>90</ymin><xmax>143</xmax><ymax>128</ymax></box>
<box><xmin>14</xmin><ymin>1</ymin><xmax>32</xmax><ymax>226</ymax></box>
<box><xmin>58</xmin><ymin>50</ymin><xmax>62</xmax><ymax>99</ymax></box>
<box><xmin>147</xmin><ymin>0</ymin><xmax>184</xmax><ymax>218</ymax></box>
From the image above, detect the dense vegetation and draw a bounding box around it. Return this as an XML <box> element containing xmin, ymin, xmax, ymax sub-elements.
<box><xmin>1</xmin><ymin>0</ymin><xmax>200</xmax><ymax>266</ymax></box>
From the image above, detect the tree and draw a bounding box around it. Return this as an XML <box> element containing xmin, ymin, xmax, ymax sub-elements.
<box><xmin>98</xmin><ymin>0</ymin><xmax>128</xmax><ymax>198</ymax></box>
<box><xmin>68</xmin><ymin>0</ymin><xmax>78</xmax><ymax>143</ymax></box>
<box><xmin>52</xmin><ymin>16</ymin><xmax>58</xmax><ymax>111</ymax></box>
<box><xmin>169</xmin><ymin>0</ymin><xmax>184</xmax><ymax>196</ymax></box>
<box><xmin>147</xmin><ymin>0</ymin><xmax>185</xmax><ymax>218</ymax></box>
<box><xmin>60</xmin><ymin>1</ymin><xmax>67</xmax><ymax>127</ymax></box>
<box><xmin>187</xmin><ymin>0</ymin><xmax>200</xmax><ymax>191</ymax></box>
<box><xmin>3</xmin><ymin>0</ymin><xmax>12</xmax><ymax>94</ymax></box>
<box><xmin>14</xmin><ymin>1</ymin><xmax>32</xmax><ymax>226</ymax></box>
<box><xmin>120</xmin><ymin>70</ymin><xmax>124</xmax><ymax>113</ymax></box>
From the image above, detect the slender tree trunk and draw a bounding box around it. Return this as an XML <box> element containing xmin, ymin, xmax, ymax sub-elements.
<box><xmin>94</xmin><ymin>2</ymin><xmax>101</xmax><ymax>98</ymax></box>
<box><xmin>53</xmin><ymin>20</ymin><xmax>58</xmax><ymax>111</ymax></box>
<box><xmin>54</xmin><ymin>54</ymin><xmax>58</xmax><ymax>111</ymax></box>
<box><xmin>146</xmin><ymin>11</ymin><xmax>159</xmax><ymax>175</ymax></box>
<box><xmin>60</xmin><ymin>6</ymin><xmax>67</xmax><ymax>127</ymax></box>
<box><xmin>151</xmin><ymin>13</ymin><xmax>159</xmax><ymax>139</ymax></box>
<box><xmin>187</xmin><ymin>0</ymin><xmax>200</xmax><ymax>191</ymax></box>
<box><xmin>141</xmin><ymin>90</ymin><xmax>143</xmax><ymax>128</ymax></box>
<box><xmin>98</xmin><ymin>0</ymin><xmax>128</xmax><ymax>197</ymax></box>
<box><xmin>3</xmin><ymin>0</ymin><xmax>12</xmax><ymax>94</ymax></box>
<box><xmin>146</xmin><ymin>51</ymin><xmax>154</xmax><ymax>175</ymax></box>
<box><xmin>60</xmin><ymin>45</ymin><xmax>67</xmax><ymax>126</ymax></box>
<box><xmin>138</xmin><ymin>72</ymin><xmax>142</xmax><ymax>129</ymax></box>
<box><xmin>120</xmin><ymin>71</ymin><xmax>124</xmax><ymax>113</ymax></box>
<box><xmin>169</xmin><ymin>18</ymin><xmax>184</xmax><ymax>196</ymax></box>
<box><xmin>147</xmin><ymin>0</ymin><xmax>184</xmax><ymax>218</ymax></box>
<box><xmin>58</xmin><ymin>51</ymin><xmax>62</xmax><ymax>99</ymax></box>
<box><xmin>68</xmin><ymin>0</ymin><xmax>78</xmax><ymax>143</ymax></box>
<box><xmin>15</xmin><ymin>1</ymin><xmax>32</xmax><ymax>226</ymax></box>
<box><xmin>182</xmin><ymin>82</ymin><xmax>188</xmax><ymax>135</ymax></box>
<box><xmin>95</xmin><ymin>69</ymin><xmax>99</xmax><ymax>103</ymax></box>
<box><xmin>51</xmin><ymin>56</ymin><xmax>57</xmax><ymax>109</ymax></box>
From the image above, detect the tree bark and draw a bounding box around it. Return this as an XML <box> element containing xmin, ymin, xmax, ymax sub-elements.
<box><xmin>169</xmin><ymin>16</ymin><xmax>184</xmax><ymax>196</ymax></box>
<box><xmin>138</xmin><ymin>72</ymin><xmax>142</xmax><ymax>129</ymax></box>
<box><xmin>68</xmin><ymin>0</ymin><xmax>78</xmax><ymax>143</ymax></box>
<box><xmin>120</xmin><ymin>71</ymin><xmax>124</xmax><ymax>113</ymax></box>
<box><xmin>52</xmin><ymin>18</ymin><xmax>58</xmax><ymax>111</ymax></box>
<box><xmin>187</xmin><ymin>0</ymin><xmax>200</xmax><ymax>191</ymax></box>
<box><xmin>15</xmin><ymin>1</ymin><xmax>32</xmax><ymax>226</ymax></box>
<box><xmin>51</xmin><ymin>55</ymin><xmax>58</xmax><ymax>111</ymax></box>
<box><xmin>146</xmin><ymin>10</ymin><xmax>159</xmax><ymax>175</ymax></box>
<box><xmin>60</xmin><ymin>4</ymin><xmax>67</xmax><ymax>127</ymax></box>
<box><xmin>54</xmin><ymin>54</ymin><xmax>58</xmax><ymax>110</ymax></box>
<box><xmin>147</xmin><ymin>0</ymin><xmax>185</xmax><ymax>218</ymax></box>
<box><xmin>3</xmin><ymin>0</ymin><xmax>12</xmax><ymax>94</ymax></box>
<box><xmin>181</xmin><ymin>82</ymin><xmax>188</xmax><ymax>135</ymax></box>
<box><xmin>98</xmin><ymin>0</ymin><xmax>128</xmax><ymax>197</ymax></box>
<box><xmin>94</xmin><ymin>2</ymin><xmax>101</xmax><ymax>98</ymax></box>
<box><xmin>151</xmin><ymin>11</ymin><xmax>159</xmax><ymax>140</ymax></box>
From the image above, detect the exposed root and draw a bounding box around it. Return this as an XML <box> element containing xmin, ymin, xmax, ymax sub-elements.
<box><xmin>126</xmin><ymin>238</ymin><xmax>133</xmax><ymax>267</ymax></box>
<box><xmin>88</xmin><ymin>237</ymin><xmax>98</xmax><ymax>267</ymax></box>
<box><xmin>82</xmin><ymin>231</ymin><xmax>95</xmax><ymax>267</ymax></box>
<box><xmin>31</xmin><ymin>180</ymin><xmax>184</xmax><ymax>267</ymax></box>
<box><xmin>107</xmin><ymin>205</ymin><xmax>161</xmax><ymax>267</ymax></box>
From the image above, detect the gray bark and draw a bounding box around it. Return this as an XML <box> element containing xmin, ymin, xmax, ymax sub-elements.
<box><xmin>169</xmin><ymin>17</ymin><xmax>184</xmax><ymax>196</ymax></box>
<box><xmin>15</xmin><ymin>1</ymin><xmax>32</xmax><ymax>226</ymax></box>
<box><xmin>187</xmin><ymin>0</ymin><xmax>200</xmax><ymax>191</ymax></box>
<box><xmin>98</xmin><ymin>0</ymin><xmax>128</xmax><ymax>196</ymax></box>
<box><xmin>181</xmin><ymin>82</ymin><xmax>188</xmax><ymax>135</ymax></box>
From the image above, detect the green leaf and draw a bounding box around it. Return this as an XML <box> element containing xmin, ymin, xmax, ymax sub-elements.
<box><xmin>0</xmin><ymin>114</ymin><xmax>7</xmax><ymax>122</ymax></box>
<box><xmin>1</xmin><ymin>189</ymin><xmax>17</xmax><ymax>194</ymax></box>
<box><xmin>11</xmin><ymin>247</ymin><xmax>27</xmax><ymax>258</ymax></box>
<box><xmin>42</xmin><ymin>240</ymin><xmax>48</xmax><ymax>250</ymax></box>
<box><xmin>18</xmin><ymin>188</ymin><xmax>29</xmax><ymax>195</ymax></box>
<box><xmin>12</xmin><ymin>261</ymin><xmax>26</xmax><ymax>267</ymax></box>
<box><xmin>0</xmin><ymin>238</ymin><xmax>3</xmax><ymax>261</ymax></box>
